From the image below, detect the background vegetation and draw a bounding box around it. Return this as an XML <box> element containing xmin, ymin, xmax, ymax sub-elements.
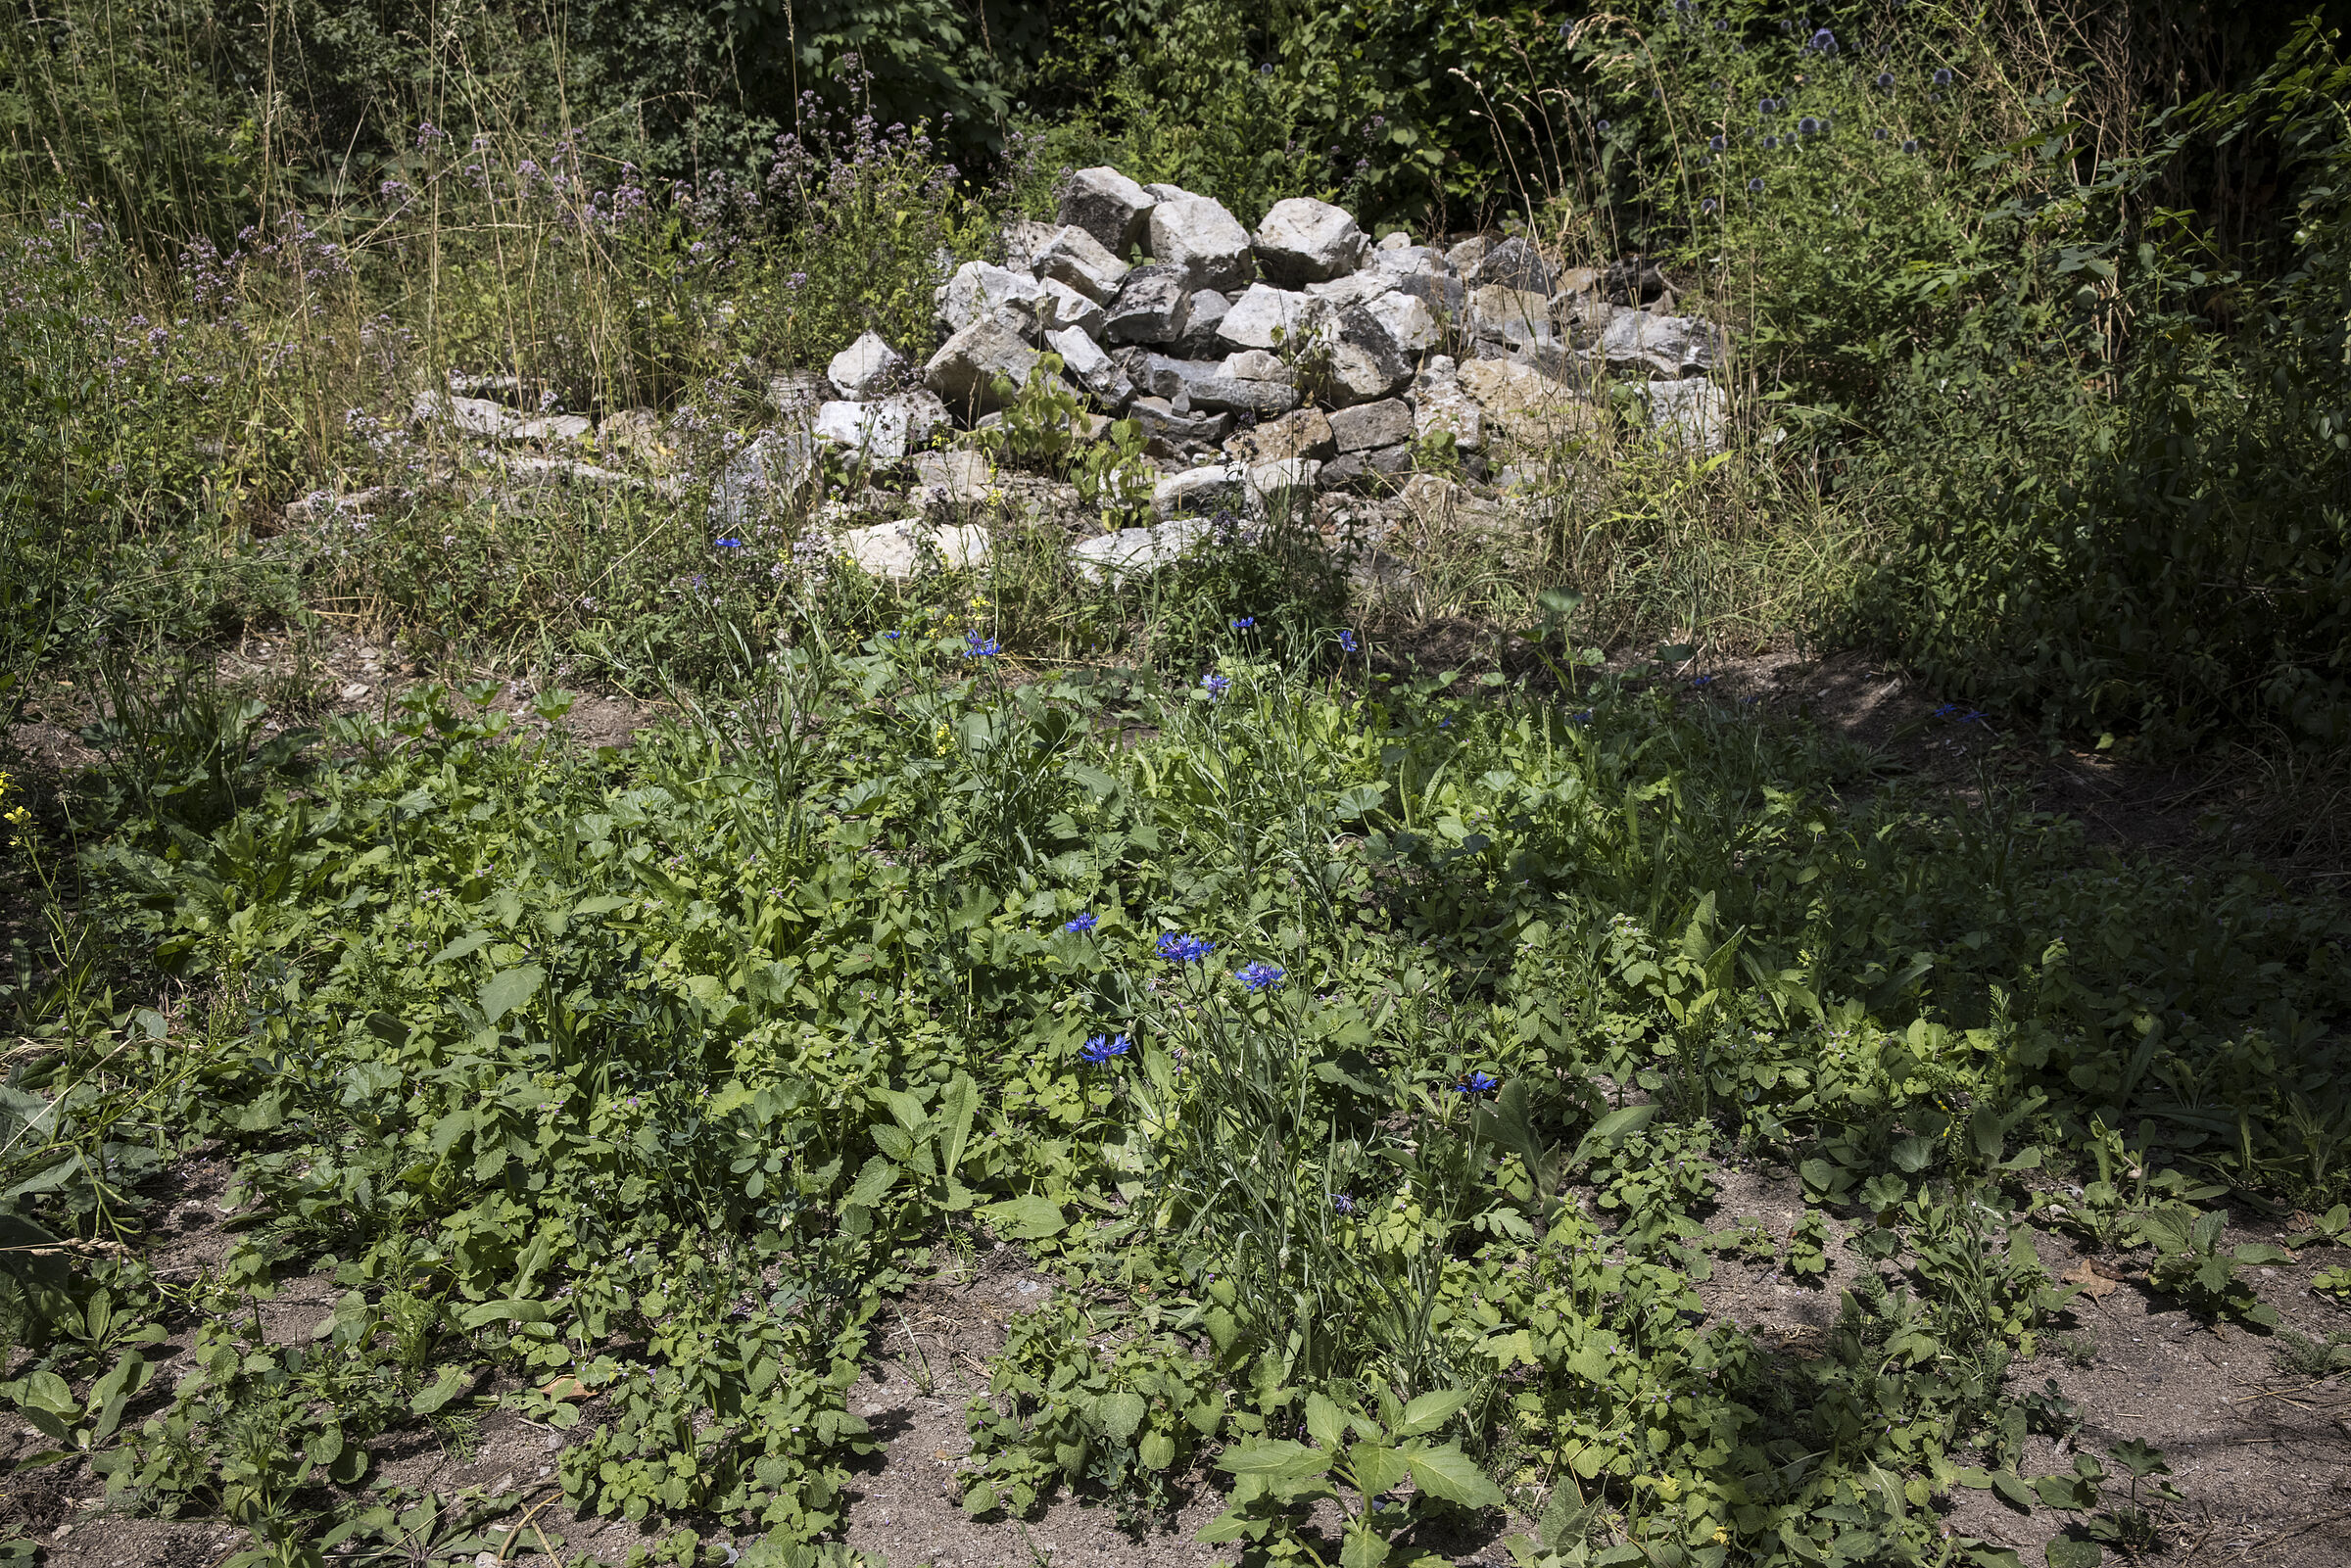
<box><xmin>1</xmin><ymin>2</ymin><xmax>2349</xmax><ymax>1565</ymax></box>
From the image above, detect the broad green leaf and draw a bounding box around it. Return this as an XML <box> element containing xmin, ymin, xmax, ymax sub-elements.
<box><xmin>1097</xmin><ymin>1390</ymin><xmax>1146</xmax><ymax>1441</ymax></box>
<box><xmin>1892</xmin><ymin>1135</ymin><xmax>1937</xmax><ymax>1172</ymax></box>
<box><xmin>979</xmin><ymin>1193</ymin><xmax>1066</xmax><ymax>1239</ymax></box>
<box><xmin>1339</xmin><ymin>1521</ymin><xmax>1391</xmax><ymax>1568</ymax></box>
<box><xmin>1347</xmin><ymin>1441</ymin><xmax>1409</xmax><ymax>1499</ymax></box>
<box><xmin>844</xmin><ymin>1156</ymin><xmax>901</xmax><ymax>1210</ymax></box>
<box><xmin>1138</xmin><ymin>1431</ymin><xmax>1176</xmax><ymax>1470</ymax></box>
<box><xmin>2045</xmin><ymin>1541</ymin><xmax>2102</xmax><ymax>1568</ymax></box>
<box><xmin>457</xmin><ymin>1299</ymin><xmax>550</xmax><ymax>1329</ymax></box>
<box><xmin>431</xmin><ymin>930</ymin><xmax>492</xmax><ymax>965</ymax></box>
<box><xmin>409</xmin><ymin>1364</ymin><xmax>472</xmax><ymax>1414</ymax></box>
<box><xmin>1403</xmin><ymin>1444</ymin><xmax>1504</xmax><ymax>1508</ymax></box>
<box><xmin>478</xmin><ymin>965</ymin><xmax>544</xmax><ymax>1023</ymax></box>
<box><xmin>1395</xmin><ymin>1386</ymin><xmax>1474</xmax><ymax>1438</ymax></box>
<box><xmin>1990</xmin><ymin>1471</ymin><xmax>2036</xmax><ymax>1511</ymax></box>
<box><xmin>1304</xmin><ymin>1392</ymin><xmax>1347</xmax><ymax>1449</ymax></box>
<box><xmin>1217</xmin><ymin>1439</ymin><xmax>1332</xmax><ymax>1481</ymax></box>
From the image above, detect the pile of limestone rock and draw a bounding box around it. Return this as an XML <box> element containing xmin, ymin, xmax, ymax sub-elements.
<box><xmin>718</xmin><ymin>167</ymin><xmax>1733</xmax><ymax>582</ymax></box>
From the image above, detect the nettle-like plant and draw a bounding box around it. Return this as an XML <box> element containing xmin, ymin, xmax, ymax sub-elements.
<box><xmin>1203</xmin><ymin>1387</ymin><xmax>1504</xmax><ymax>1568</ymax></box>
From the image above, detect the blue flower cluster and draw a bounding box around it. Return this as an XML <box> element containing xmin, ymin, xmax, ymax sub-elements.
<box><xmin>1157</xmin><ymin>932</ymin><xmax>1217</xmax><ymax>964</ymax></box>
<box><xmin>1235</xmin><ymin>962</ymin><xmax>1284</xmax><ymax>994</ymax></box>
<box><xmin>1062</xmin><ymin>913</ymin><xmax>1098</xmax><ymax>933</ymax></box>
<box><xmin>1230</xmin><ymin>616</ymin><xmax>1256</xmax><ymax>631</ymax></box>
<box><xmin>1338</xmin><ymin>630</ymin><xmax>1360</xmax><ymax>653</ymax></box>
<box><xmin>963</xmin><ymin>631</ymin><xmax>1001</xmax><ymax>657</ymax></box>
<box><xmin>1200</xmin><ymin>673</ymin><xmax>1231</xmax><ymax>696</ymax></box>
<box><xmin>1081</xmin><ymin>1033</ymin><xmax>1134</xmax><ymax>1064</ymax></box>
<box><xmin>1454</xmin><ymin>1071</ymin><xmax>1502</xmax><ymax>1097</ymax></box>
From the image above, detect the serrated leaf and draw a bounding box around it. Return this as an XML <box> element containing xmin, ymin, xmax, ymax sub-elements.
<box><xmin>1892</xmin><ymin>1135</ymin><xmax>1937</xmax><ymax>1172</ymax></box>
<box><xmin>1395</xmin><ymin>1385</ymin><xmax>1474</xmax><ymax>1438</ymax></box>
<box><xmin>1403</xmin><ymin>1444</ymin><xmax>1504</xmax><ymax>1508</ymax></box>
<box><xmin>979</xmin><ymin>1193</ymin><xmax>1065</xmax><ymax>1239</ymax></box>
<box><xmin>1097</xmin><ymin>1390</ymin><xmax>1146</xmax><ymax>1441</ymax></box>
<box><xmin>1304</xmin><ymin>1392</ymin><xmax>1347</xmax><ymax>1449</ymax></box>
<box><xmin>478</xmin><ymin>965</ymin><xmax>543</xmax><ymax>1023</ymax></box>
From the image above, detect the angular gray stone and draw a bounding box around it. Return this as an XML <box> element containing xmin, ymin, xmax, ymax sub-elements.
<box><xmin>413</xmin><ymin>392</ymin><xmax>516</xmax><ymax>438</ymax></box>
<box><xmin>1411</xmin><ymin>359</ymin><xmax>1484</xmax><ymax>452</ymax></box>
<box><xmin>1319</xmin><ymin>340</ymin><xmax>1408</xmax><ymax>406</ymax></box>
<box><xmin>511</xmin><ymin>413</ymin><xmax>592</xmax><ymax>442</ymax></box>
<box><xmin>1029</xmin><ymin>225</ymin><xmax>1130</xmax><ymax>302</ymax></box>
<box><xmin>1601</xmin><ymin>310</ymin><xmax>1724</xmax><ymax>376</ymax></box>
<box><xmin>1223</xmin><ymin>406</ymin><xmax>1335</xmax><ymax>464</ymax></box>
<box><xmin>1047</xmin><ymin>325</ymin><xmax>1134</xmax><ymax>409</ymax></box>
<box><xmin>1152</xmin><ymin>462</ymin><xmax>1248</xmax><ymax>519</ymax></box>
<box><xmin>1253</xmin><ymin>197</ymin><xmax>1370</xmax><ymax>287</ymax></box>
<box><xmin>1305</xmin><ymin>271</ymin><xmax>1397</xmax><ymax>310</ymax></box>
<box><xmin>1172</xmin><ymin>290</ymin><xmax>1231</xmax><ymax>358</ymax></box>
<box><xmin>1039</xmin><ymin>277</ymin><xmax>1105</xmax><ymax>337</ymax></box>
<box><xmin>1133</xmin><ymin>355</ymin><xmax>1223</xmax><ymax>404</ymax></box>
<box><xmin>1247</xmin><ymin>457</ymin><xmax>1320</xmax><ymax>518</ymax></box>
<box><xmin>1222</xmin><ymin>349</ymin><xmax>1287</xmax><ymax>381</ymax></box>
<box><xmin>1103</xmin><ymin>265</ymin><xmax>1191</xmax><ymax>345</ymax></box>
<box><xmin>1127</xmin><ymin>396</ymin><xmax>1231</xmax><ymax>449</ymax></box>
<box><xmin>1001</xmin><ymin>220</ymin><xmax>1063</xmax><ymax>272</ymax></box>
<box><xmin>1353</xmin><ymin>289</ymin><xmax>1438</xmax><ymax>356</ymax></box>
<box><xmin>1647</xmin><ymin>377</ymin><xmax>1729</xmax><ymax>452</ymax></box>
<box><xmin>1395</xmin><ymin>269</ymin><xmax>1467</xmax><ymax>315</ymax></box>
<box><xmin>1445</xmin><ymin>237</ymin><xmax>1490</xmax><ymax>274</ymax></box>
<box><xmin>1147</xmin><ymin>197</ymin><xmax>1255</xmax><ymax>292</ymax></box>
<box><xmin>1142</xmin><ymin>182</ymin><xmax>1203</xmax><ymax>204</ymax></box>
<box><xmin>811</xmin><ymin>392</ymin><xmax>947</xmax><ymax>461</ymax></box>
<box><xmin>1377</xmin><ymin>230</ymin><xmax>1412</xmax><ymax>251</ymax></box>
<box><xmin>1070</xmin><ymin>516</ymin><xmax>1219</xmax><ymax>584</ymax></box>
<box><xmin>924</xmin><ymin>316</ymin><xmax>1042</xmax><ymax>418</ymax></box>
<box><xmin>707</xmin><ymin>429</ymin><xmax>814</xmax><ymax>535</ymax></box>
<box><xmin>840</xmin><ymin>519</ymin><xmax>990</xmax><ymax>580</ymax></box>
<box><xmin>1187</xmin><ymin>376</ymin><xmax>1299</xmax><ymax>418</ymax></box>
<box><xmin>1366</xmin><ymin>443</ymin><xmax>1415</xmax><ymax>476</ymax></box>
<box><xmin>1469</xmin><ymin>285</ymin><xmax>1555</xmax><ymax>348</ymax></box>
<box><xmin>1373</xmin><ymin>244</ymin><xmax>1443</xmax><ymax>275</ymax></box>
<box><xmin>1329</xmin><ymin>399</ymin><xmax>1413</xmax><ymax>453</ymax></box>
<box><xmin>827</xmin><ymin>331</ymin><xmax>905</xmax><ymax>400</ymax></box>
<box><xmin>1468</xmin><ymin>236</ymin><xmax>1553</xmax><ymax>294</ymax></box>
<box><xmin>937</xmin><ymin>261</ymin><xmax>1050</xmax><ymax>337</ymax></box>
<box><xmin>1217</xmin><ymin>283</ymin><xmax>1331</xmax><ymax>352</ymax></box>
<box><xmin>1058</xmin><ymin>167</ymin><xmax>1157</xmax><ymax>256</ymax></box>
<box><xmin>911</xmin><ymin>449</ymin><xmax>992</xmax><ymax>510</ymax></box>
<box><xmin>767</xmin><ymin>369</ymin><xmax>828</xmax><ymax>416</ymax></box>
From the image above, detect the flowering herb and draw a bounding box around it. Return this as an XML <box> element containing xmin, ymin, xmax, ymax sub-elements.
<box><xmin>1230</xmin><ymin>616</ymin><xmax>1256</xmax><ymax>630</ymax></box>
<box><xmin>1797</xmin><ymin>117</ymin><xmax>1822</xmax><ymax>136</ymax></box>
<box><xmin>963</xmin><ymin>631</ymin><xmax>1002</xmax><ymax>657</ymax></box>
<box><xmin>1200</xmin><ymin>673</ymin><xmax>1232</xmax><ymax>696</ymax></box>
<box><xmin>1080</xmin><ymin>1033</ymin><xmax>1134</xmax><ymax>1065</ymax></box>
<box><xmin>1330</xmin><ymin>1193</ymin><xmax>1358</xmax><ymax>1215</ymax></box>
<box><xmin>1454</xmin><ymin>1071</ymin><xmax>1502</xmax><ymax>1097</ymax></box>
<box><xmin>1933</xmin><ymin>68</ymin><xmax>1954</xmax><ymax>87</ymax></box>
<box><xmin>1708</xmin><ymin>134</ymin><xmax>1727</xmax><ymax>152</ymax></box>
<box><xmin>1235</xmin><ymin>962</ymin><xmax>1285</xmax><ymax>993</ymax></box>
<box><xmin>1805</xmin><ymin>27</ymin><xmax>1839</xmax><ymax>54</ymax></box>
<box><xmin>1062</xmin><ymin>913</ymin><xmax>1099</xmax><ymax>934</ymax></box>
<box><xmin>1338</xmin><ymin>630</ymin><xmax>1360</xmax><ymax>653</ymax></box>
<box><xmin>1596</xmin><ymin>119</ymin><xmax>1612</xmax><ymax>133</ymax></box>
<box><xmin>715</xmin><ymin>537</ymin><xmax>744</xmax><ymax>548</ymax></box>
<box><xmin>1902</xmin><ymin>138</ymin><xmax>1921</xmax><ymax>154</ymax></box>
<box><xmin>1875</xmin><ymin>71</ymin><xmax>1895</xmax><ymax>89</ymax></box>
<box><xmin>1748</xmin><ymin>177</ymin><xmax>1766</xmax><ymax>192</ymax></box>
<box><xmin>1157</xmin><ymin>932</ymin><xmax>1217</xmax><ymax>964</ymax></box>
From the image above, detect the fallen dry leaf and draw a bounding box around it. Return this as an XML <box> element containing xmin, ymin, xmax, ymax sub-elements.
<box><xmin>2060</xmin><ymin>1260</ymin><xmax>2119</xmax><ymax>1299</ymax></box>
<box><xmin>538</xmin><ymin>1374</ymin><xmax>594</xmax><ymax>1401</ymax></box>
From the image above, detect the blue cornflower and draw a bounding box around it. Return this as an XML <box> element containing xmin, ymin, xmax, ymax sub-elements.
<box><xmin>1331</xmin><ymin>1193</ymin><xmax>1358</xmax><ymax>1215</ymax></box>
<box><xmin>1230</xmin><ymin>616</ymin><xmax>1256</xmax><ymax>630</ymax></box>
<box><xmin>1157</xmin><ymin>932</ymin><xmax>1217</xmax><ymax>964</ymax></box>
<box><xmin>1080</xmin><ymin>1032</ymin><xmax>1134</xmax><ymax>1064</ymax></box>
<box><xmin>1691</xmin><ymin>673</ymin><xmax>1715</xmax><ymax>689</ymax></box>
<box><xmin>882</xmin><ymin>630</ymin><xmax>902</xmax><ymax>640</ymax></box>
<box><xmin>1200</xmin><ymin>672</ymin><xmax>1232</xmax><ymax>696</ymax></box>
<box><xmin>1455</xmin><ymin>1071</ymin><xmax>1502</xmax><ymax>1096</ymax></box>
<box><xmin>1933</xmin><ymin>68</ymin><xmax>1954</xmax><ymax>86</ymax></box>
<box><xmin>1571</xmin><ymin>709</ymin><xmax>1595</xmax><ymax>725</ymax></box>
<box><xmin>1747</xmin><ymin>176</ymin><xmax>1765</xmax><ymax>192</ymax></box>
<box><xmin>1062</xmin><ymin>913</ymin><xmax>1099</xmax><ymax>934</ymax></box>
<box><xmin>1338</xmin><ymin>630</ymin><xmax>1360</xmax><ymax>653</ymax></box>
<box><xmin>1236</xmin><ymin>962</ymin><xmax>1285</xmax><ymax>993</ymax></box>
<box><xmin>1932</xmin><ymin>702</ymin><xmax>1961</xmax><ymax>719</ymax></box>
<box><xmin>715</xmin><ymin>537</ymin><xmax>744</xmax><ymax>548</ymax></box>
<box><xmin>963</xmin><ymin>631</ymin><xmax>1002</xmax><ymax>657</ymax></box>
<box><xmin>1805</xmin><ymin>27</ymin><xmax>1838</xmax><ymax>54</ymax></box>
